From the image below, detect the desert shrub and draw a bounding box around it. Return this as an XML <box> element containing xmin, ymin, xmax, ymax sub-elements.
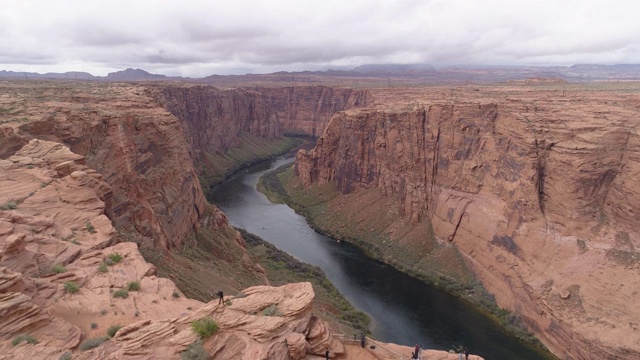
<box><xmin>11</xmin><ymin>334</ymin><xmax>38</xmax><ymax>346</ymax></box>
<box><xmin>85</xmin><ymin>222</ymin><xmax>96</xmax><ymax>233</ymax></box>
<box><xmin>113</xmin><ymin>289</ymin><xmax>128</xmax><ymax>299</ymax></box>
<box><xmin>107</xmin><ymin>252</ymin><xmax>122</xmax><ymax>263</ymax></box>
<box><xmin>262</xmin><ymin>304</ymin><xmax>282</xmax><ymax>317</ymax></box>
<box><xmin>97</xmin><ymin>262</ymin><xmax>108</xmax><ymax>273</ymax></box>
<box><xmin>190</xmin><ymin>318</ymin><xmax>219</xmax><ymax>338</ymax></box>
<box><xmin>181</xmin><ymin>340</ymin><xmax>209</xmax><ymax>360</ymax></box>
<box><xmin>126</xmin><ymin>281</ymin><xmax>141</xmax><ymax>291</ymax></box>
<box><xmin>59</xmin><ymin>351</ymin><xmax>72</xmax><ymax>360</ymax></box>
<box><xmin>224</xmin><ymin>300</ymin><xmax>232</xmax><ymax>306</ymax></box>
<box><xmin>106</xmin><ymin>324</ymin><xmax>122</xmax><ymax>338</ymax></box>
<box><xmin>172</xmin><ymin>290</ymin><xmax>180</xmax><ymax>298</ymax></box>
<box><xmin>79</xmin><ymin>336</ymin><xmax>108</xmax><ymax>350</ymax></box>
<box><xmin>64</xmin><ymin>281</ymin><xmax>79</xmax><ymax>294</ymax></box>
<box><xmin>1</xmin><ymin>201</ymin><xmax>18</xmax><ymax>210</ymax></box>
<box><xmin>52</xmin><ymin>263</ymin><xmax>67</xmax><ymax>274</ymax></box>
<box><xmin>91</xmin><ymin>322</ymin><xmax>98</xmax><ymax>329</ymax></box>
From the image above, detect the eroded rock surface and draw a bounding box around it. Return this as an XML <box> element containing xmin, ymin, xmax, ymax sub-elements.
<box><xmin>0</xmin><ymin>140</ymin><xmax>349</xmax><ymax>359</ymax></box>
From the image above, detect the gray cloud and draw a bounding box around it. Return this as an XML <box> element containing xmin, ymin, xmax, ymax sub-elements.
<box><xmin>2</xmin><ymin>0</ymin><xmax>640</xmax><ymax>76</ymax></box>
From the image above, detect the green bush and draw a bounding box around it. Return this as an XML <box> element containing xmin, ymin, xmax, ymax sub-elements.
<box><xmin>106</xmin><ymin>324</ymin><xmax>122</xmax><ymax>338</ymax></box>
<box><xmin>59</xmin><ymin>351</ymin><xmax>72</xmax><ymax>360</ymax></box>
<box><xmin>262</xmin><ymin>304</ymin><xmax>282</xmax><ymax>317</ymax></box>
<box><xmin>1</xmin><ymin>201</ymin><xmax>18</xmax><ymax>210</ymax></box>
<box><xmin>181</xmin><ymin>340</ymin><xmax>209</xmax><ymax>360</ymax></box>
<box><xmin>86</xmin><ymin>222</ymin><xmax>97</xmax><ymax>233</ymax></box>
<box><xmin>79</xmin><ymin>336</ymin><xmax>108</xmax><ymax>350</ymax></box>
<box><xmin>91</xmin><ymin>322</ymin><xmax>98</xmax><ymax>329</ymax></box>
<box><xmin>104</xmin><ymin>258</ymin><xmax>115</xmax><ymax>266</ymax></box>
<box><xmin>97</xmin><ymin>262</ymin><xmax>108</xmax><ymax>273</ymax></box>
<box><xmin>107</xmin><ymin>252</ymin><xmax>122</xmax><ymax>263</ymax></box>
<box><xmin>126</xmin><ymin>281</ymin><xmax>141</xmax><ymax>291</ymax></box>
<box><xmin>52</xmin><ymin>263</ymin><xmax>67</xmax><ymax>274</ymax></box>
<box><xmin>172</xmin><ymin>290</ymin><xmax>180</xmax><ymax>298</ymax></box>
<box><xmin>190</xmin><ymin>318</ymin><xmax>219</xmax><ymax>338</ymax></box>
<box><xmin>64</xmin><ymin>281</ymin><xmax>79</xmax><ymax>294</ymax></box>
<box><xmin>113</xmin><ymin>289</ymin><xmax>128</xmax><ymax>299</ymax></box>
<box><xmin>11</xmin><ymin>334</ymin><xmax>38</xmax><ymax>346</ymax></box>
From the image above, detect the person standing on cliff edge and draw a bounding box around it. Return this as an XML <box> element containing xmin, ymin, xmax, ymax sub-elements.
<box><xmin>217</xmin><ymin>290</ymin><xmax>224</xmax><ymax>305</ymax></box>
<box><xmin>325</xmin><ymin>349</ymin><xmax>330</xmax><ymax>359</ymax></box>
<box><xmin>360</xmin><ymin>332</ymin><xmax>365</xmax><ymax>348</ymax></box>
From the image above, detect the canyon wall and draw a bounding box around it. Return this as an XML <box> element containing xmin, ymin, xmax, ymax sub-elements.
<box><xmin>0</xmin><ymin>139</ymin><xmax>346</xmax><ymax>359</ymax></box>
<box><xmin>254</xmin><ymin>86</ymin><xmax>371</xmax><ymax>136</ymax></box>
<box><xmin>151</xmin><ymin>85</ymin><xmax>370</xmax><ymax>160</ymax></box>
<box><xmin>295</xmin><ymin>90</ymin><xmax>640</xmax><ymax>359</ymax></box>
<box><xmin>1</xmin><ymin>83</ymin><xmax>368</xmax><ymax>250</ymax></box>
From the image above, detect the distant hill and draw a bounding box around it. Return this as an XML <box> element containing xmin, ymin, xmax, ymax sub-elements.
<box><xmin>0</xmin><ymin>70</ymin><xmax>96</xmax><ymax>80</ymax></box>
<box><xmin>2</xmin><ymin>63</ymin><xmax>640</xmax><ymax>83</ymax></box>
<box><xmin>0</xmin><ymin>68</ymin><xmax>171</xmax><ymax>81</ymax></box>
<box><xmin>105</xmin><ymin>68</ymin><xmax>168</xmax><ymax>81</ymax></box>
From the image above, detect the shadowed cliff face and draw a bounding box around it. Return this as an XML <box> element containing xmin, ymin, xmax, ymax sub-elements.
<box><xmin>295</xmin><ymin>90</ymin><xmax>640</xmax><ymax>359</ymax></box>
<box><xmin>151</xmin><ymin>85</ymin><xmax>370</xmax><ymax>156</ymax></box>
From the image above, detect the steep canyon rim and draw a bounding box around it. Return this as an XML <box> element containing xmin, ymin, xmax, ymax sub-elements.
<box><xmin>1</xmin><ymin>79</ymin><xmax>640</xmax><ymax>359</ymax></box>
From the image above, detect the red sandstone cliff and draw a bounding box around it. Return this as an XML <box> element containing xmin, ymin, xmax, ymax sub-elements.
<box><xmin>295</xmin><ymin>88</ymin><xmax>640</xmax><ymax>359</ymax></box>
<box><xmin>0</xmin><ymin>82</ymin><xmax>369</xmax><ymax>251</ymax></box>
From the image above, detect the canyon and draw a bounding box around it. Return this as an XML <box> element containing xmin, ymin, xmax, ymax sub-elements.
<box><xmin>295</xmin><ymin>84</ymin><xmax>640</xmax><ymax>359</ymax></box>
<box><xmin>1</xmin><ymin>78</ymin><xmax>639</xmax><ymax>359</ymax></box>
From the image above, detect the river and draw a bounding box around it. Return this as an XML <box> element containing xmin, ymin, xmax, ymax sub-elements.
<box><xmin>208</xmin><ymin>147</ymin><xmax>555</xmax><ymax>360</ymax></box>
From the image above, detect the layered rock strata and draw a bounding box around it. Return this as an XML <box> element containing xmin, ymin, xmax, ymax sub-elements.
<box><xmin>0</xmin><ymin>140</ymin><xmax>346</xmax><ymax>360</ymax></box>
<box><xmin>295</xmin><ymin>90</ymin><xmax>640</xmax><ymax>359</ymax></box>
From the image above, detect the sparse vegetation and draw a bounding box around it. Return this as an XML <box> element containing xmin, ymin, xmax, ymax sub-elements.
<box><xmin>64</xmin><ymin>281</ymin><xmax>79</xmax><ymax>294</ymax></box>
<box><xmin>577</xmin><ymin>239</ymin><xmax>587</xmax><ymax>253</ymax></box>
<box><xmin>97</xmin><ymin>262</ymin><xmax>108</xmax><ymax>273</ymax></box>
<box><xmin>172</xmin><ymin>290</ymin><xmax>180</xmax><ymax>298</ymax></box>
<box><xmin>107</xmin><ymin>252</ymin><xmax>123</xmax><ymax>263</ymax></box>
<box><xmin>79</xmin><ymin>336</ymin><xmax>108</xmax><ymax>350</ymax></box>
<box><xmin>113</xmin><ymin>289</ymin><xmax>129</xmax><ymax>299</ymax></box>
<box><xmin>126</xmin><ymin>281</ymin><xmax>141</xmax><ymax>291</ymax></box>
<box><xmin>11</xmin><ymin>334</ymin><xmax>38</xmax><ymax>346</ymax></box>
<box><xmin>86</xmin><ymin>222</ymin><xmax>97</xmax><ymax>234</ymax></box>
<box><xmin>190</xmin><ymin>318</ymin><xmax>219</xmax><ymax>338</ymax></box>
<box><xmin>181</xmin><ymin>340</ymin><xmax>209</xmax><ymax>360</ymax></box>
<box><xmin>52</xmin><ymin>263</ymin><xmax>67</xmax><ymax>274</ymax></box>
<box><xmin>224</xmin><ymin>299</ymin><xmax>232</xmax><ymax>306</ymax></box>
<box><xmin>100</xmin><ymin>309</ymin><xmax>108</xmax><ymax>315</ymax></box>
<box><xmin>106</xmin><ymin>324</ymin><xmax>122</xmax><ymax>338</ymax></box>
<box><xmin>59</xmin><ymin>351</ymin><xmax>72</xmax><ymax>360</ymax></box>
<box><xmin>71</xmin><ymin>239</ymin><xmax>80</xmax><ymax>245</ymax></box>
<box><xmin>91</xmin><ymin>322</ymin><xmax>98</xmax><ymax>329</ymax></box>
<box><xmin>0</xmin><ymin>201</ymin><xmax>18</xmax><ymax>210</ymax></box>
<box><xmin>261</xmin><ymin>304</ymin><xmax>283</xmax><ymax>317</ymax></box>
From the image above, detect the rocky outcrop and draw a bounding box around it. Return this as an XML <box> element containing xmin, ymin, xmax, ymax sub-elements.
<box><xmin>295</xmin><ymin>89</ymin><xmax>640</xmax><ymax>359</ymax></box>
<box><xmin>0</xmin><ymin>140</ymin><xmax>346</xmax><ymax>360</ymax></box>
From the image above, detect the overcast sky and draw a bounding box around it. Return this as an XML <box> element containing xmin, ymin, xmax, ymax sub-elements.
<box><xmin>2</xmin><ymin>0</ymin><xmax>639</xmax><ymax>77</ymax></box>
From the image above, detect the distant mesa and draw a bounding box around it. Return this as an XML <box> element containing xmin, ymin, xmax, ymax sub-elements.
<box><xmin>105</xmin><ymin>68</ymin><xmax>168</xmax><ymax>81</ymax></box>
